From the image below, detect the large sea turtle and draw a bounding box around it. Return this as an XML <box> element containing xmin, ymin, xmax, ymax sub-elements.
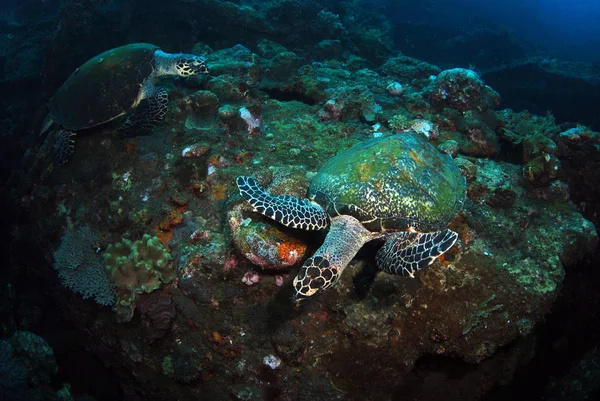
<box><xmin>236</xmin><ymin>132</ymin><xmax>466</xmax><ymax>304</ymax></box>
<box><xmin>40</xmin><ymin>43</ymin><xmax>209</xmax><ymax>163</ymax></box>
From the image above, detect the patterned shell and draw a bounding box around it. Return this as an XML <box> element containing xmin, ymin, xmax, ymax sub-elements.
<box><xmin>48</xmin><ymin>43</ymin><xmax>159</xmax><ymax>130</ymax></box>
<box><xmin>309</xmin><ymin>132</ymin><xmax>466</xmax><ymax>233</ymax></box>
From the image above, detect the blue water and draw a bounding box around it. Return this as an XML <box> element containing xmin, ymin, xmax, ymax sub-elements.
<box><xmin>470</xmin><ymin>0</ymin><xmax>600</xmax><ymax>61</ymax></box>
<box><xmin>390</xmin><ymin>0</ymin><xmax>600</xmax><ymax>62</ymax></box>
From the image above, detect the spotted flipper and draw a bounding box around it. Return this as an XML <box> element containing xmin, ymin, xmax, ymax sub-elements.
<box><xmin>376</xmin><ymin>229</ymin><xmax>458</xmax><ymax>277</ymax></box>
<box><xmin>117</xmin><ymin>89</ymin><xmax>168</xmax><ymax>136</ymax></box>
<box><xmin>236</xmin><ymin>176</ymin><xmax>329</xmax><ymax>230</ymax></box>
<box><xmin>293</xmin><ymin>215</ymin><xmax>377</xmax><ymax>304</ymax></box>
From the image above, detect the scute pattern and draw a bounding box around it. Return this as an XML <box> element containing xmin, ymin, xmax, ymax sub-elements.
<box><xmin>236</xmin><ymin>176</ymin><xmax>329</xmax><ymax>230</ymax></box>
<box><xmin>48</xmin><ymin>43</ymin><xmax>159</xmax><ymax>130</ymax></box>
<box><xmin>309</xmin><ymin>133</ymin><xmax>466</xmax><ymax>232</ymax></box>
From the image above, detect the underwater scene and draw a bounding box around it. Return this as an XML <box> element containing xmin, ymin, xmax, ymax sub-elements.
<box><xmin>1</xmin><ymin>0</ymin><xmax>600</xmax><ymax>400</ymax></box>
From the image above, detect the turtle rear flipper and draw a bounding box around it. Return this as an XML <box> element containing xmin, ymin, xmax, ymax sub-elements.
<box><xmin>53</xmin><ymin>129</ymin><xmax>77</xmax><ymax>165</ymax></box>
<box><xmin>376</xmin><ymin>229</ymin><xmax>458</xmax><ymax>277</ymax></box>
<box><xmin>236</xmin><ymin>176</ymin><xmax>329</xmax><ymax>230</ymax></box>
<box><xmin>116</xmin><ymin>89</ymin><xmax>168</xmax><ymax>136</ymax></box>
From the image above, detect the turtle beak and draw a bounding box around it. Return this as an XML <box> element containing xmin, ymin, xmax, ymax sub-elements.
<box><xmin>292</xmin><ymin>291</ymin><xmax>309</xmax><ymax>307</ymax></box>
<box><xmin>192</xmin><ymin>58</ymin><xmax>209</xmax><ymax>74</ymax></box>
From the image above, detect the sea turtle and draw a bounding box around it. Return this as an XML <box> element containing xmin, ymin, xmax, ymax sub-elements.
<box><xmin>40</xmin><ymin>43</ymin><xmax>209</xmax><ymax>163</ymax></box>
<box><xmin>236</xmin><ymin>132</ymin><xmax>466</xmax><ymax>304</ymax></box>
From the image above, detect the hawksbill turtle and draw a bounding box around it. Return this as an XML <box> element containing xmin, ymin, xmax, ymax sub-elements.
<box><xmin>236</xmin><ymin>132</ymin><xmax>466</xmax><ymax>304</ymax></box>
<box><xmin>40</xmin><ymin>43</ymin><xmax>209</xmax><ymax>163</ymax></box>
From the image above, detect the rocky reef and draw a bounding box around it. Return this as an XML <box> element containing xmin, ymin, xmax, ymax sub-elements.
<box><xmin>2</xmin><ymin>1</ymin><xmax>600</xmax><ymax>401</ymax></box>
<box><xmin>9</xmin><ymin>40</ymin><xmax>598</xmax><ymax>400</ymax></box>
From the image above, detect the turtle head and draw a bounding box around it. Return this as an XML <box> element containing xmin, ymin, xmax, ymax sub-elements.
<box><xmin>291</xmin><ymin>215</ymin><xmax>375</xmax><ymax>306</ymax></box>
<box><xmin>154</xmin><ymin>50</ymin><xmax>208</xmax><ymax>77</ymax></box>
<box><xmin>174</xmin><ymin>55</ymin><xmax>208</xmax><ymax>77</ymax></box>
<box><xmin>292</xmin><ymin>256</ymin><xmax>339</xmax><ymax>306</ymax></box>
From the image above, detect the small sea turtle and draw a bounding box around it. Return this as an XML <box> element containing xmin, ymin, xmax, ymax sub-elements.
<box><xmin>236</xmin><ymin>132</ymin><xmax>466</xmax><ymax>304</ymax></box>
<box><xmin>40</xmin><ymin>43</ymin><xmax>208</xmax><ymax>163</ymax></box>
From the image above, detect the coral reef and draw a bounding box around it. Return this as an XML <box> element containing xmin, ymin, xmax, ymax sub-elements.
<box><xmin>22</xmin><ymin>40</ymin><xmax>598</xmax><ymax>399</ymax></box>
<box><xmin>2</xmin><ymin>3</ymin><xmax>600</xmax><ymax>399</ymax></box>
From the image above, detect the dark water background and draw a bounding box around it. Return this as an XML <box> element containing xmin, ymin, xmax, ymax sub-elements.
<box><xmin>391</xmin><ymin>0</ymin><xmax>600</xmax><ymax>62</ymax></box>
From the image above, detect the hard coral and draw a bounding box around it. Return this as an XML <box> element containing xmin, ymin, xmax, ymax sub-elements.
<box><xmin>137</xmin><ymin>291</ymin><xmax>176</xmax><ymax>341</ymax></box>
<box><xmin>319</xmin><ymin>85</ymin><xmax>381</xmax><ymax>122</ymax></box>
<box><xmin>104</xmin><ymin>234</ymin><xmax>175</xmax><ymax>322</ymax></box>
<box><xmin>379</xmin><ymin>55</ymin><xmax>441</xmax><ymax>81</ymax></box>
<box><xmin>429</xmin><ymin>68</ymin><xmax>499</xmax><ymax>112</ymax></box>
<box><xmin>228</xmin><ymin>201</ymin><xmax>308</xmax><ymax>270</ymax></box>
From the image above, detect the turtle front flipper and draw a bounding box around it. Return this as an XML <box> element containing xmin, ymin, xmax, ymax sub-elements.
<box><xmin>376</xmin><ymin>229</ymin><xmax>458</xmax><ymax>277</ymax></box>
<box><xmin>116</xmin><ymin>89</ymin><xmax>169</xmax><ymax>136</ymax></box>
<box><xmin>236</xmin><ymin>176</ymin><xmax>329</xmax><ymax>230</ymax></box>
<box><xmin>293</xmin><ymin>215</ymin><xmax>378</xmax><ymax>304</ymax></box>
